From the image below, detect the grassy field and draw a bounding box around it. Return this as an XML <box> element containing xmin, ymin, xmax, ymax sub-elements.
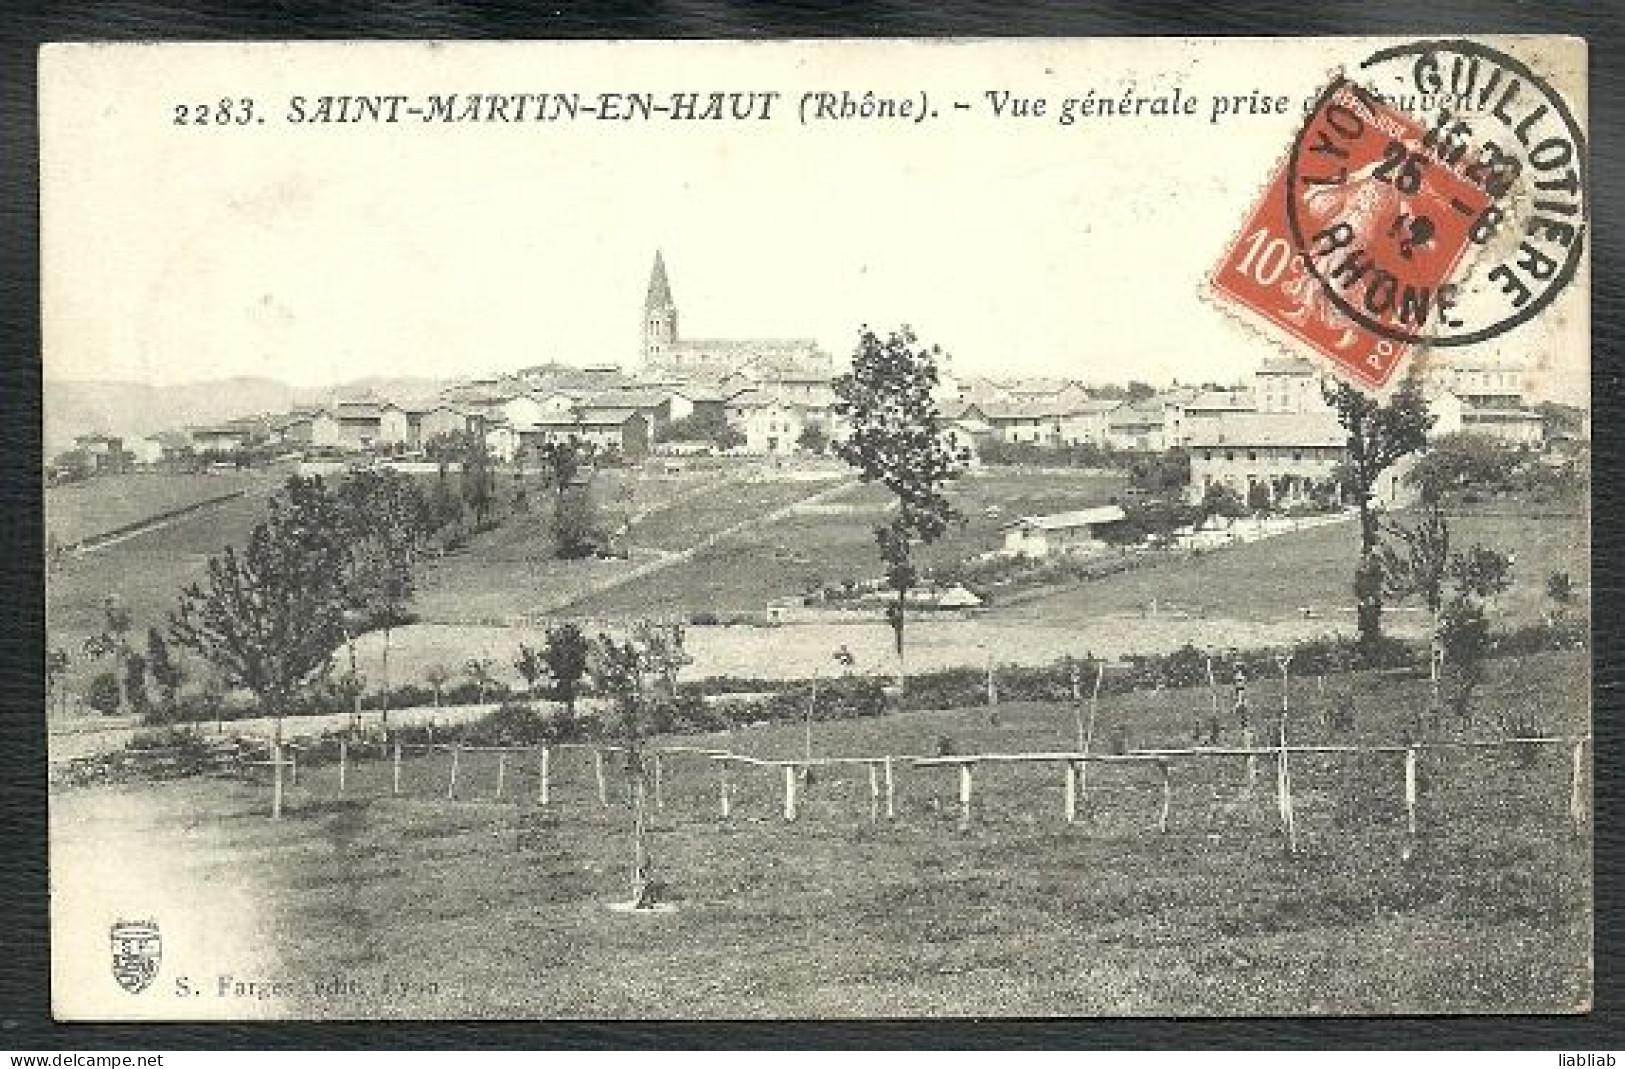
<box><xmin>50</xmin><ymin>648</ymin><xmax>1590</xmax><ymax>1018</ymax></box>
<box><xmin>992</xmin><ymin>503</ymin><xmax>1588</xmax><ymax>630</ymax></box>
<box><xmin>46</xmin><ymin>471</ymin><xmax>263</xmax><ymax>547</ymax></box>
<box><xmin>575</xmin><ymin>468</ymin><xmax>1128</xmax><ymax>617</ymax></box>
<box><xmin>46</xmin><ymin>480</ymin><xmax>286</xmax><ymax>694</ymax></box>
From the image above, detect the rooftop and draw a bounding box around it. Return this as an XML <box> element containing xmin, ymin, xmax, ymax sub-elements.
<box><xmin>1188</xmin><ymin>412</ymin><xmax>1346</xmax><ymax>448</ymax></box>
<box><xmin>1002</xmin><ymin>505</ymin><xmax>1127</xmax><ymax>531</ymax></box>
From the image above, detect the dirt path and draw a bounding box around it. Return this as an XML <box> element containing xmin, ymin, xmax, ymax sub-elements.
<box><xmin>48</xmin><ymin>701</ymin><xmax>501</xmax><ymax>764</ymax></box>
<box><xmin>555</xmin><ymin>474</ymin><xmax>858</xmax><ymax>613</ymax></box>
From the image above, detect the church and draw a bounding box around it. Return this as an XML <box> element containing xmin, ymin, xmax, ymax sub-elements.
<box><xmin>638</xmin><ymin>251</ymin><xmax>835</xmax><ymax>385</ymax></box>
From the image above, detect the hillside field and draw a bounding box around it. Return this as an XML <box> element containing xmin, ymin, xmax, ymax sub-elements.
<box><xmin>49</xmin><ymin>648</ymin><xmax>1590</xmax><ymax>1018</ymax></box>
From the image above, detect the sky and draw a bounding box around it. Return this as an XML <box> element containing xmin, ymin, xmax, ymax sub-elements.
<box><xmin>40</xmin><ymin>38</ymin><xmax>1589</xmax><ymax>404</ymax></box>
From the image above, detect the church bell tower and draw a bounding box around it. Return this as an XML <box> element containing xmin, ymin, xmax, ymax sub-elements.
<box><xmin>643</xmin><ymin>250</ymin><xmax>678</xmax><ymax>366</ymax></box>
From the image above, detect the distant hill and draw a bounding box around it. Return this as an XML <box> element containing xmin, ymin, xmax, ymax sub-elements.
<box><xmin>44</xmin><ymin>374</ymin><xmax>453</xmax><ymax>455</ymax></box>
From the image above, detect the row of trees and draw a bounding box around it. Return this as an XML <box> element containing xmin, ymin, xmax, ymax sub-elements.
<box><xmin>167</xmin><ymin>471</ymin><xmax>431</xmax><ymax>741</ymax></box>
<box><xmin>69</xmin><ymin>427</ymin><xmax>615</xmax><ymax>725</ymax></box>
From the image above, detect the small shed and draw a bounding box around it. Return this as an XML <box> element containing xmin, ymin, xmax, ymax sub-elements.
<box><xmin>1001</xmin><ymin>505</ymin><xmax>1127</xmax><ymax>558</ymax></box>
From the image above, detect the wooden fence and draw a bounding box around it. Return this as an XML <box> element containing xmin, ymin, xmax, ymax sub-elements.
<box><xmin>242</xmin><ymin>733</ymin><xmax>1592</xmax><ymax>853</ymax></box>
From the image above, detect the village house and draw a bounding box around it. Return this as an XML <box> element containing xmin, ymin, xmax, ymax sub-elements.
<box><xmin>483</xmin><ymin>422</ymin><xmax>522</xmax><ymax>464</ymax></box>
<box><xmin>1170</xmin><ymin>387</ymin><xmax>1256</xmax><ymax>446</ymax></box>
<box><xmin>331</xmin><ymin>401</ymin><xmax>411</xmax><ymax>451</ymax></box>
<box><xmin>1107</xmin><ymin>401</ymin><xmax>1166</xmax><ymax>451</ymax></box>
<box><xmin>1252</xmin><ymin>357</ymin><xmax>1334</xmax><ymax>414</ymax></box>
<box><xmin>525</xmin><ymin>410</ymin><xmax>652</xmax><ymax>460</ymax></box>
<box><xmin>1430</xmin><ymin>390</ymin><xmax>1546</xmax><ymax>447</ymax></box>
<box><xmin>1427</xmin><ymin>356</ymin><xmax>1527</xmax><ymax>406</ymax></box>
<box><xmin>982</xmin><ymin>400</ymin><xmax>1064</xmax><ymax>445</ymax></box>
<box><xmin>1182</xmin><ymin>411</ymin><xmax>1415</xmax><ymax>509</ymax></box>
<box><xmin>1005</xmin><ymin>378</ymin><xmax>1094</xmax><ymax>414</ymax></box>
<box><xmin>71</xmin><ymin>433</ymin><xmax>131</xmax><ymax>473</ymax></box>
<box><xmin>413</xmin><ymin>404</ymin><xmax>474</xmax><ymax>445</ymax></box>
<box><xmin>190</xmin><ymin>417</ymin><xmax>266</xmax><ymax>454</ymax></box>
<box><xmin>132</xmin><ymin>430</ymin><xmax>194</xmax><ymax>467</ymax></box>
<box><xmin>940</xmin><ymin>417</ymin><xmax>989</xmax><ymax>469</ymax></box>
<box><xmin>1001</xmin><ymin>505</ymin><xmax>1127</xmax><ymax>558</ymax></box>
<box><xmin>582</xmin><ymin>388</ymin><xmax>675</xmax><ymax>437</ymax></box>
<box><xmin>726</xmin><ymin>389</ymin><xmax>812</xmax><ymax>454</ymax></box>
<box><xmin>277</xmin><ymin>409</ymin><xmax>341</xmax><ymax>451</ymax></box>
<box><xmin>1058</xmin><ymin>399</ymin><xmax>1120</xmax><ymax>447</ymax></box>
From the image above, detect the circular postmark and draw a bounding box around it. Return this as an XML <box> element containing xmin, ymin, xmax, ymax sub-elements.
<box><xmin>1282</xmin><ymin>38</ymin><xmax>1587</xmax><ymax>349</ymax></box>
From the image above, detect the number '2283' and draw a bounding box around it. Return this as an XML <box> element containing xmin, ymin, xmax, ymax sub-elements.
<box><xmin>172</xmin><ymin>99</ymin><xmax>259</xmax><ymax>125</ymax></box>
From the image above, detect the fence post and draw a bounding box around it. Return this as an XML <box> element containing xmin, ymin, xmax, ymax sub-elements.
<box><xmin>392</xmin><ymin>740</ymin><xmax>402</xmax><ymax>796</ymax></box>
<box><xmin>289</xmin><ymin>746</ymin><xmax>299</xmax><ymax>787</ymax></box>
<box><xmin>1064</xmin><ymin>760</ymin><xmax>1078</xmax><ymax>824</ymax></box>
<box><xmin>783</xmin><ymin>764</ymin><xmax>799</xmax><ymax>822</ymax></box>
<box><xmin>1404</xmin><ymin>746</ymin><xmax>1418</xmax><ymax>836</ymax></box>
<box><xmin>594</xmin><ymin>748</ymin><xmax>608</xmax><ymax>808</ymax></box>
<box><xmin>868</xmin><ymin>762</ymin><xmax>880</xmax><ymax>823</ymax></box>
<box><xmin>884</xmin><ymin>756</ymin><xmax>896</xmax><ymax>820</ymax></box>
<box><xmin>1276</xmin><ymin>745</ymin><xmax>1297</xmax><ymax>855</ymax></box>
<box><xmin>1570</xmin><ymin>739</ymin><xmax>1587</xmax><ymax>833</ymax></box>
<box><xmin>271</xmin><ymin>742</ymin><xmax>284</xmax><ymax>820</ymax></box>
<box><xmin>495</xmin><ymin>751</ymin><xmax>507</xmax><ymax>800</ymax></box>
<box><xmin>719</xmin><ymin>760</ymin><xmax>732</xmax><ymax>820</ymax></box>
<box><xmin>338</xmin><ymin>738</ymin><xmax>348</xmax><ymax>796</ymax></box>
<box><xmin>1243</xmin><ymin>728</ymin><xmax>1257</xmax><ymax>792</ymax></box>
<box><xmin>539</xmin><ymin>745</ymin><xmax>551</xmax><ymax>806</ymax></box>
<box><xmin>446</xmin><ymin>744</ymin><xmax>461</xmax><ymax>801</ymax></box>
<box><xmin>958</xmin><ymin>762</ymin><xmax>974</xmax><ymax>830</ymax></box>
<box><xmin>1158</xmin><ymin>760</ymin><xmax>1172</xmax><ymax>833</ymax></box>
<box><xmin>653</xmin><ymin>753</ymin><xmax>664</xmax><ymax>812</ymax></box>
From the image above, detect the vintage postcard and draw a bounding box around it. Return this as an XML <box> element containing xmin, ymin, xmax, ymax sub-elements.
<box><xmin>41</xmin><ymin>37</ymin><xmax>1590</xmax><ymax>1020</ymax></box>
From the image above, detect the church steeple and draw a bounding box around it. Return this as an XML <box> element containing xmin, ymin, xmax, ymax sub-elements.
<box><xmin>643</xmin><ymin>250</ymin><xmax>678</xmax><ymax>365</ymax></box>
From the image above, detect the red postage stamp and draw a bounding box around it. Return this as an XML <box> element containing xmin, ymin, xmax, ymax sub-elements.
<box><xmin>1211</xmin><ymin>78</ymin><xmax>1495</xmax><ymax>392</ymax></box>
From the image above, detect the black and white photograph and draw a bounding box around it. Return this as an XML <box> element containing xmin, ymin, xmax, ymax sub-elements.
<box><xmin>39</xmin><ymin>37</ymin><xmax>1590</xmax><ymax>1020</ymax></box>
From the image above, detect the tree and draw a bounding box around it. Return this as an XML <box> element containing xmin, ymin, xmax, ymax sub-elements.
<box><xmin>465</xmin><ymin>655</ymin><xmax>497</xmax><ymax>705</ymax></box>
<box><xmin>336</xmin><ymin>470</ymin><xmax>422</xmax><ymax>735</ymax></box>
<box><xmin>659</xmin><ymin>408</ymin><xmax>743</xmax><ymax>450</ymax></box>
<box><xmin>1130</xmin><ymin>448</ymin><xmax>1191</xmax><ymax>495</ymax></box>
<box><xmin>535</xmin><ymin>438</ymin><xmax>594</xmax><ymax>495</ymax></box>
<box><xmin>543</xmin><ymin>623</ymin><xmax>591</xmax><ymax>721</ymax></box>
<box><xmin>170</xmin><ymin>478</ymin><xmax>351</xmax><ymax>742</ymax></box>
<box><xmin>591</xmin><ymin>629</ymin><xmax>662</xmax><ymax>909</ymax></box>
<box><xmin>1379</xmin><ymin>497</ymin><xmax>1452</xmax><ymax>721</ymax></box>
<box><xmin>82</xmin><ymin>595</ymin><xmax>135</xmax><ymax>715</ymax></box>
<box><xmin>460</xmin><ymin>425</ymin><xmax>498</xmax><ymax>530</ymax></box>
<box><xmin>552</xmin><ymin>486</ymin><xmax>604</xmax><ymax>560</ymax></box>
<box><xmin>631</xmin><ymin>620</ymin><xmax>691</xmax><ymax>698</ymax></box>
<box><xmin>424</xmin><ymin>662</ymin><xmax>452</xmax><ymax>708</ymax></box>
<box><xmin>1246</xmin><ymin>481</ymin><xmax>1274</xmax><ymax>515</ymax></box>
<box><xmin>87</xmin><ymin>671</ymin><xmax>121</xmax><ymax>715</ymax></box>
<box><xmin>832</xmin><ymin>325</ymin><xmax>967</xmax><ymax>696</ymax></box>
<box><xmin>797</xmin><ymin>422</ymin><xmax>830</xmax><ymax>455</ymax></box>
<box><xmin>1200</xmin><ymin>482</ymin><xmax>1245</xmax><ymax>522</ymax></box>
<box><xmin>1438</xmin><ymin>547</ymin><xmax>1513</xmax><ymax>727</ymax></box>
<box><xmin>1323</xmin><ymin>374</ymin><xmax>1436</xmax><ymax>659</ymax></box>
<box><xmin>1381</xmin><ymin>499</ymin><xmax>1513</xmax><ymax>728</ymax></box>
<box><xmin>123</xmin><ymin>651</ymin><xmax>150</xmax><ymax>717</ymax></box>
<box><xmin>1405</xmin><ymin>432</ymin><xmax>1518</xmax><ymax>500</ymax></box>
<box><xmin>514</xmin><ymin>643</ymin><xmax>548</xmax><ymax>697</ymax></box>
<box><xmin>1125</xmin><ymin>380</ymin><xmax>1157</xmax><ymax>402</ymax></box>
<box><xmin>146</xmin><ymin>627</ymin><xmax>185</xmax><ymax>714</ymax></box>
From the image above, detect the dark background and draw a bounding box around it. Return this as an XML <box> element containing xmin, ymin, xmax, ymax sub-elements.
<box><xmin>1</xmin><ymin>1</ymin><xmax>1618</xmax><ymax>1050</ymax></box>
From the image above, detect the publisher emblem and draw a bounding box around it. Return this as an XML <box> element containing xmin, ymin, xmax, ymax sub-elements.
<box><xmin>110</xmin><ymin>920</ymin><xmax>161</xmax><ymax>994</ymax></box>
